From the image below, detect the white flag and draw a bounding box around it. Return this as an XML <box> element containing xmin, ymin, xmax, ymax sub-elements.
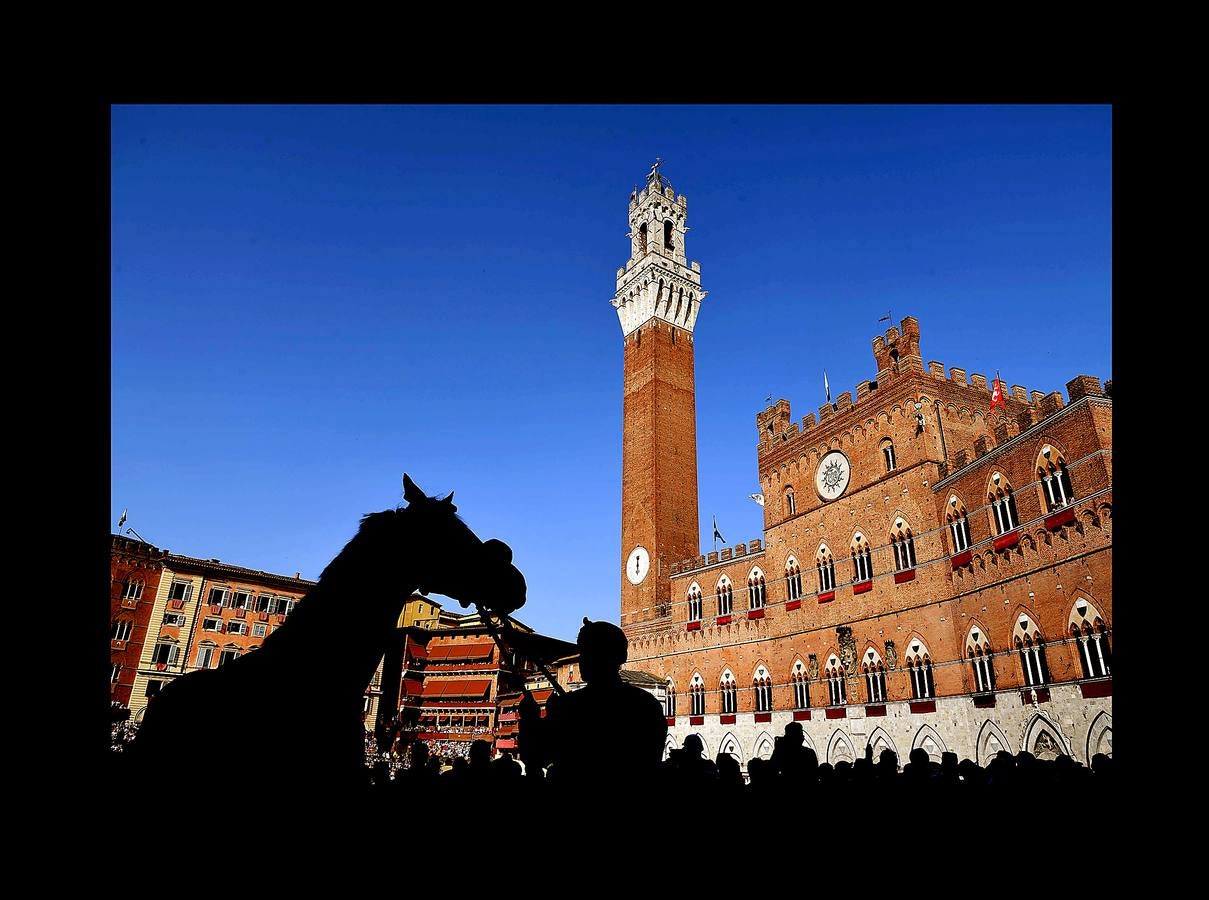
<box><xmin>749</xmin><ymin>493</ymin><xmax>765</xmax><ymax>507</ymax></box>
<box><xmin>117</xmin><ymin>508</ymin><xmax>127</xmax><ymax>529</ymax></box>
<box><xmin>824</xmin><ymin>370</ymin><xmax>831</xmax><ymax>404</ymax></box>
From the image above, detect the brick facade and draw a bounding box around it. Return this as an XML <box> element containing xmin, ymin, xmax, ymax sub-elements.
<box><xmin>616</xmin><ymin>171</ymin><xmax>1112</xmax><ymax>768</ymax></box>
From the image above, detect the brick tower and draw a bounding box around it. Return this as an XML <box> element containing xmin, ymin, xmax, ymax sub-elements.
<box><xmin>613</xmin><ymin>162</ymin><xmax>706</xmax><ymax>639</ymax></box>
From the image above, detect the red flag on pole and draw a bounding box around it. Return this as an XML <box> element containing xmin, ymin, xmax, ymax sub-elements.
<box><xmin>990</xmin><ymin>371</ymin><xmax>1007</xmax><ymax>413</ymax></box>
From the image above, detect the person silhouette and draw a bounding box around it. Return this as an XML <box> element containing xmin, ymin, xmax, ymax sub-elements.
<box><xmin>523</xmin><ymin>617</ymin><xmax>667</xmax><ymax>797</ymax></box>
<box><xmin>770</xmin><ymin>721</ymin><xmax>817</xmax><ymax>789</ymax></box>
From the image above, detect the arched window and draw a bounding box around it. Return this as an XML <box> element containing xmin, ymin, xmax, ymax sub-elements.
<box><xmin>785</xmin><ymin>487</ymin><xmax>796</xmax><ymax>516</ymax></box>
<box><xmin>791</xmin><ymin>660</ymin><xmax>810</xmax><ymax>709</ymax></box>
<box><xmin>664</xmin><ymin>679</ymin><xmax>676</xmax><ymax>718</ymax></box>
<box><xmin>881</xmin><ymin>438</ymin><xmax>897</xmax><ymax>472</ymax></box>
<box><xmin>720</xmin><ymin>670</ymin><xmax>738</xmax><ymax>715</ymax></box>
<box><xmin>966</xmin><ymin>626</ymin><xmax>996</xmax><ymax>694</ymax></box>
<box><xmin>786</xmin><ymin>556</ymin><xmax>803</xmax><ymax>601</ymax></box>
<box><xmin>947</xmin><ymin>494</ymin><xmax>972</xmax><ymax>553</ymax></box>
<box><xmin>988</xmin><ymin>472</ymin><xmax>1019</xmax><ymax>535</ymax></box>
<box><xmin>1037</xmin><ymin>445</ymin><xmax>1076</xmax><ymax>512</ymax></box>
<box><xmin>664</xmin><ymin>219</ymin><xmax>674</xmax><ymax>250</ymax></box>
<box><xmin>110</xmin><ymin>619</ymin><xmax>133</xmax><ymax>642</ymax></box>
<box><xmin>639</xmin><ymin>222</ymin><xmax>648</xmax><ymax>254</ymax></box>
<box><xmin>120</xmin><ymin>579</ymin><xmax>144</xmax><ymax>601</ymax></box>
<box><xmin>195</xmin><ymin>641</ymin><xmax>217</xmax><ymax>670</ymax></box>
<box><xmin>753</xmin><ymin>665</ymin><xmax>773</xmax><ymax>713</ymax></box>
<box><xmin>687</xmin><ymin>583</ymin><xmax>703</xmax><ymax>622</ymax></box>
<box><xmin>816</xmin><ymin>544</ymin><xmax>836</xmax><ymax>593</ymax></box>
<box><xmin>716</xmin><ymin>576</ymin><xmax>733</xmax><ymax>617</ymax></box>
<box><xmin>825</xmin><ymin>654</ymin><xmax>847</xmax><ymax>706</ymax></box>
<box><xmin>851</xmin><ymin>532</ymin><xmax>873</xmax><ymax>583</ymax></box>
<box><xmin>747</xmin><ymin>567</ymin><xmax>766</xmax><ymax>610</ymax></box>
<box><xmin>890</xmin><ymin>518</ymin><xmax>917</xmax><ymax>572</ymax></box>
<box><xmin>904</xmin><ymin>639</ymin><xmax>936</xmax><ymax>700</ymax></box>
<box><xmin>1070</xmin><ymin>600</ymin><xmax>1112</xmax><ymax>679</ymax></box>
<box><xmin>1014</xmin><ymin>615</ymin><xmax>1051</xmax><ymax>687</ymax></box>
<box><xmin>690</xmin><ymin>674</ymin><xmax>705</xmax><ymax>716</ymax></box>
<box><xmin>862</xmin><ymin>647</ymin><xmax>888</xmax><ymax>703</ymax></box>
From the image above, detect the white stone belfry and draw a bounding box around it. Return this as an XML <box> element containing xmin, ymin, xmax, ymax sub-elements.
<box><xmin>612</xmin><ymin>165</ymin><xmax>707</xmax><ymax>337</ymax></box>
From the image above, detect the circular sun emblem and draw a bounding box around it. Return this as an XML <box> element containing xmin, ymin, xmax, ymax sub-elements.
<box><xmin>815</xmin><ymin>451</ymin><xmax>851</xmax><ymax>500</ymax></box>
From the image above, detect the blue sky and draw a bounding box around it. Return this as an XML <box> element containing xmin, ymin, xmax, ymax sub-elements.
<box><xmin>111</xmin><ymin>105</ymin><xmax>1111</xmax><ymax>642</ymax></box>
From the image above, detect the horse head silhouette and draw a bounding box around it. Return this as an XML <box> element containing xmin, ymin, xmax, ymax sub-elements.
<box><xmin>388</xmin><ymin>473</ymin><xmax>526</xmax><ymax>615</ymax></box>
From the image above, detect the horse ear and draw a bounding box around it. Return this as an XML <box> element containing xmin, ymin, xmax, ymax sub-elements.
<box><xmin>443</xmin><ymin>492</ymin><xmax>456</xmax><ymax>509</ymax></box>
<box><xmin>402</xmin><ymin>474</ymin><xmax>426</xmax><ymax>506</ymax></box>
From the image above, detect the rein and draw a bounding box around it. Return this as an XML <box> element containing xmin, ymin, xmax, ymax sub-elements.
<box><xmin>475</xmin><ymin>604</ymin><xmax>569</xmax><ymax>698</ymax></box>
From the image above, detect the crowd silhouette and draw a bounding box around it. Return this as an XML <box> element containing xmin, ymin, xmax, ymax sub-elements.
<box><xmin>111</xmin><ymin>488</ymin><xmax>1115</xmax><ymax>817</ymax></box>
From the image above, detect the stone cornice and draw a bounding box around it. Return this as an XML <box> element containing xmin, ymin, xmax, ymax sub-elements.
<box><xmin>164</xmin><ymin>553</ymin><xmax>316</xmax><ymax>591</ymax></box>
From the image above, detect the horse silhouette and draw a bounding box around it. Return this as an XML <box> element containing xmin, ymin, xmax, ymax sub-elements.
<box><xmin>124</xmin><ymin>474</ymin><xmax>526</xmax><ymax>796</ymax></box>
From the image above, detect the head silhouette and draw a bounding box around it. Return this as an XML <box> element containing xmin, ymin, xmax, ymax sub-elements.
<box><xmin>576</xmin><ymin>617</ymin><xmax>628</xmax><ymax>683</ymax></box>
<box><xmin>682</xmin><ymin>734</ymin><xmax>705</xmax><ymax>760</ymax></box>
<box><xmin>410</xmin><ymin>742</ymin><xmax>429</xmax><ymax>770</ymax></box>
<box><xmin>783</xmin><ymin>721</ymin><xmax>805</xmax><ymax>747</ymax></box>
<box><xmin>469</xmin><ymin>739</ymin><xmax>492</xmax><ymax>769</ymax></box>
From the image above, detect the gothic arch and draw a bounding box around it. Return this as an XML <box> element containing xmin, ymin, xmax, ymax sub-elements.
<box><xmin>1070</xmin><ymin>596</ymin><xmax>1109</xmax><ymax>629</ymax></box>
<box><xmin>975</xmin><ymin>719</ymin><xmax>1011</xmax><ymax>766</ymax></box>
<box><xmin>662</xmin><ymin>734</ymin><xmax>678</xmax><ymax>762</ymax></box>
<box><xmin>753</xmin><ymin>731</ymin><xmax>774</xmax><ymax>761</ymax></box>
<box><xmin>827</xmin><ymin>730</ymin><xmax>856</xmax><ymax>766</ymax></box>
<box><xmin>912</xmin><ymin>724</ymin><xmax>948</xmax><ymax>763</ymax></box>
<box><xmin>866</xmin><ymin>726</ymin><xmax>898</xmax><ymax>763</ymax></box>
<box><xmin>1022</xmin><ymin>712</ymin><xmax>1071</xmax><ymax>760</ymax></box>
<box><xmin>1085</xmin><ymin>711</ymin><xmax>1113</xmax><ymax>762</ymax></box>
<box><xmin>718</xmin><ymin>732</ymin><xmax>743</xmax><ymax>762</ymax></box>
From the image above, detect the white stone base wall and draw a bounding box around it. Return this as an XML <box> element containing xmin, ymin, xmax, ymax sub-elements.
<box><xmin>666</xmin><ymin>683</ymin><xmax>1112</xmax><ymax>771</ymax></box>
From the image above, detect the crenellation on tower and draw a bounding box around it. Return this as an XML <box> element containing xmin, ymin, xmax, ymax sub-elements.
<box><xmin>1066</xmin><ymin>375</ymin><xmax>1104</xmax><ymax>402</ymax></box>
<box><xmin>1040</xmin><ymin>391</ymin><xmax>1065</xmax><ymax>416</ymax></box>
<box><xmin>970</xmin><ymin>373</ymin><xmax>989</xmax><ymax>391</ymax></box>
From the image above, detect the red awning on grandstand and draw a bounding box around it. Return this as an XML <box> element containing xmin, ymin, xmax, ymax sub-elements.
<box><xmin>426</xmin><ymin>643</ymin><xmax>495</xmax><ymax>662</ymax></box>
<box><xmin>420</xmin><ymin>679</ymin><xmax>492</xmax><ymax>699</ymax></box>
<box><xmin>530</xmin><ymin>689</ymin><xmax>554</xmax><ymax>704</ymax></box>
<box><xmin>495</xmin><ymin>738</ymin><xmax>517</xmax><ymax>750</ymax></box>
<box><xmin>405</xmin><ymin>640</ymin><xmax>428</xmax><ymax>660</ymax></box>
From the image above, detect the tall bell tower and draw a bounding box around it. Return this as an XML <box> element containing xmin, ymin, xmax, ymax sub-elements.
<box><xmin>614</xmin><ymin>161</ymin><xmax>705</xmax><ymax>639</ymax></box>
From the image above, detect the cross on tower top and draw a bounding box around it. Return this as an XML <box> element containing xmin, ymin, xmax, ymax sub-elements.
<box><xmin>647</xmin><ymin>158</ymin><xmax>664</xmax><ymax>182</ymax></box>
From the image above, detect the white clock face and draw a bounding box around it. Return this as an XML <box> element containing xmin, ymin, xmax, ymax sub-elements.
<box><xmin>626</xmin><ymin>546</ymin><xmax>650</xmax><ymax>585</ymax></box>
<box><xmin>815</xmin><ymin>451</ymin><xmax>851</xmax><ymax>501</ymax></box>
